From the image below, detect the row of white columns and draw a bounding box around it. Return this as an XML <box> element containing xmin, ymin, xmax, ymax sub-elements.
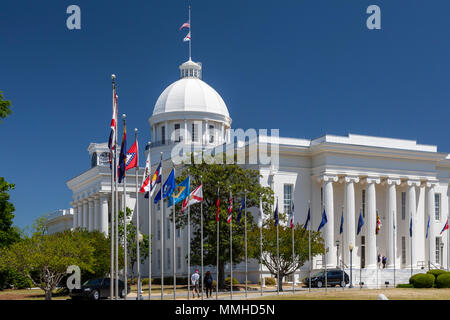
<box><xmin>72</xmin><ymin>194</ymin><xmax>109</xmax><ymax>234</ymax></box>
<box><xmin>319</xmin><ymin>174</ymin><xmax>439</xmax><ymax>269</ymax></box>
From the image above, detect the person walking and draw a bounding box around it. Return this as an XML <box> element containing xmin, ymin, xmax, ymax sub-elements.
<box><xmin>382</xmin><ymin>256</ymin><xmax>387</xmax><ymax>269</ymax></box>
<box><xmin>377</xmin><ymin>253</ymin><xmax>381</xmax><ymax>268</ymax></box>
<box><xmin>191</xmin><ymin>269</ymin><xmax>200</xmax><ymax>299</ymax></box>
<box><xmin>204</xmin><ymin>271</ymin><xmax>213</xmax><ymax>299</ymax></box>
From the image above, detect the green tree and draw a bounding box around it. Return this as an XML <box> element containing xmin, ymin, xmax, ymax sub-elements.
<box><xmin>0</xmin><ymin>230</ymin><xmax>96</xmax><ymax>300</ymax></box>
<box><xmin>117</xmin><ymin>208</ymin><xmax>149</xmax><ymax>282</ymax></box>
<box><xmin>175</xmin><ymin>157</ymin><xmax>273</xmax><ymax>289</ymax></box>
<box><xmin>248</xmin><ymin>215</ymin><xmax>324</xmax><ymax>291</ymax></box>
<box><xmin>0</xmin><ymin>177</ymin><xmax>20</xmax><ymax>248</ymax></box>
<box><xmin>0</xmin><ymin>91</ymin><xmax>12</xmax><ymax>122</ymax></box>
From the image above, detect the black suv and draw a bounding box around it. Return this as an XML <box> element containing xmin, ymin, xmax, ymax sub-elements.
<box><xmin>303</xmin><ymin>269</ymin><xmax>349</xmax><ymax>288</ymax></box>
<box><xmin>70</xmin><ymin>278</ymin><xmax>130</xmax><ymax>300</ymax></box>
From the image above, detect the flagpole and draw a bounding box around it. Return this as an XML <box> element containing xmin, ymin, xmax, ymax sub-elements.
<box><xmin>200</xmin><ymin>177</ymin><xmax>204</xmax><ymax>300</ymax></box>
<box><xmin>216</xmin><ymin>184</ymin><xmax>219</xmax><ymax>300</ymax></box>
<box><xmin>172</xmin><ymin>165</ymin><xmax>176</xmax><ymax>300</ymax></box>
<box><xmin>244</xmin><ymin>190</ymin><xmax>248</xmax><ymax>299</ymax></box>
<box><xmin>122</xmin><ymin>115</ymin><xmax>128</xmax><ymax>300</ymax></box>
<box><xmin>135</xmin><ymin>128</ymin><xmax>141</xmax><ymax>300</ymax></box>
<box><xmin>148</xmin><ymin>148</ymin><xmax>152</xmax><ymax>300</ymax></box>
<box><xmin>276</xmin><ymin>197</ymin><xmax>279</xmax><ymax>296</ymax></box>
<box><xmin>341</xmin><ymin>206</ymin><xmax>344</xmax><ymax>291</ymax></box>
<box><xmin>308</xmin><ymin>200</ymin><xmax>311</xmax><ymax>293</ymax></box>
<box><xmin>188</xmin><ymin>5</ymin><xmax>191</xmax><ymax>60</ymax></box>
<box><xmin>259</xmin><ymin>197</ymin><xmax>263</xmax><ymax>296</ymax></box>
<box><xmin>110</xmin><ymin>74</ymin><xmax>116</xmax><ymax>300</ymax></box>
<box><xmin>428</xmin><ymin>215</ymin><xmax>430</xmax><ymax>271</ymax></box>
<box><xmin>324</xmin><ymin>203</ymin><xmax>327</xmax><ymax>293</ymax></box>
<box><xmin>160</xmin><ymin>152</ymin><xmax>164</xmax><ymax>300</ymax></box>
<box><xmin>188</xmin><ymin>197</ymin><xmax>191</xmax><ymax>299</ymax></box>
<box><xmin>410</xmin><ymin>214</ymin><xmax>413</xmax><ymax>278</ymax></box>
<box><xmin>230</xmin><ymin>190</ymin><xmax>233</xmax><ymax>300</ymax></box>
<box><xmin>291</xmin><ymin>200</ymin><xmax>295</xmax><ymax>295</ymax></box>
<box><xmin>114</xmin><ymin>123</ymin><xmax>119</xmax><ymax>300</ymax></box>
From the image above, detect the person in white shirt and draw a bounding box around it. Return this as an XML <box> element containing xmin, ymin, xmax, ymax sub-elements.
<box><xmin>191</xmin><ymin>269</ymin><xmax>200</xmax><ymax>298</ymax></box>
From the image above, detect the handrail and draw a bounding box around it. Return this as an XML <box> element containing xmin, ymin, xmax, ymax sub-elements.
<box><xmin>339</xmin><ymin>260</ymin><xmax>348</xmax><ymax>269</ymax></box>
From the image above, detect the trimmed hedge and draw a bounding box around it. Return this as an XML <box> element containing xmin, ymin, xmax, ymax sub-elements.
<box><xmin>409</xmin><ymin>273</ymin><xmax>435</xmax><ymax>288</ymax></box>
<box><xmin>436</xmin><ymin>274</ymin><xmax>450</xmax><ymax>288</ymax></box>
<box><xmin>427</xmin><ymin>269</ymin><xmax>448</xmax><ymax>281</ymax></box>
<box><xmin>224</xmin><ymin>277</ymin><xmax>240</xmax><ymax>285</ymax></box>
<box><xmin>396</xmin><ymin>283</ymin><xmax>414</xmax><ymax>288</ymax></box>
<box><xmin>258</xmin><ymin>277</ymin><xmax>276</xmax><ymax>286</ymax></box>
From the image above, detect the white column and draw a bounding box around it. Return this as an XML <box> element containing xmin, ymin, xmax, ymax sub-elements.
<box><xmin>407</xmin><ymin>180</ymin><xmax>420</xmax><ymax>268</ymax></box>
<box><xmin>184</xmin><ymin>119</ymin><xmax>188</xmax><ymax>143</ymax></box>
<box><xmin>343</xmin><ymin>176</ymin><xmax>359</xmax><ymax>268</ymax></box>
<box><xmin>88</xmin><ymin>198</ymin><xmax>94</xmax><ymax>232</ymax></box>
<box><xmin>72</xmin><ymin>204</ymin><xmax>78</xmax><ymax>229</ymax></box>
<box><xmin>320</xmin><ymin>175</ymin><xmax>337</xmax><ymax>268</ymax></box>
<box><xmin>94</xmin><ymin>196</ymin><xmax>100</xmax><ymax>231</ymax></box>
<box><xmin>83</xmin><ymin>200</ymin><xmax>88</xmax><ymax>229</ymax></box>
<box><xmin>385</xmin><ymin>178</ymin><xmax>400</xmax><ymax>268</ymax></box>
<box><xmin>364</xmin><ymin>177</ymin><xmax>380</xmax><ymax>269</ymax></box>
<box><xmin>77</xmin><ymin>203</ymin><xmax>82</xmax><ymax>229</ymax></box>
<box><xmin>100</xmin><ymin>194</ymin><xmax>109</xmax><ymax>235</ymax></box>
<box><xmin>164</xmin><ymin>120</ymin><xmax>168</xmax><ymax>145</ymax></box>
<box><xmin>426</xmin><ymin>182</ymin><xmax>437</xmax><ymax>265</ymax></box>
<box><xmin>205</xmin><ymin>119</ymin><xmax>209</xmax><ymax>145</ymax></box>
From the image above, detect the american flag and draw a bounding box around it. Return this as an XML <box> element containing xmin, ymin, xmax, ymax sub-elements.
<box><xmin>179</xmin><ymin>21</ymin><xmax>190</xmax><ymax>30</ymax></box>
<box><xmin>227</xmin><ymin>196</ymin><xmax>233</xmax><ymax>224</ymax></box>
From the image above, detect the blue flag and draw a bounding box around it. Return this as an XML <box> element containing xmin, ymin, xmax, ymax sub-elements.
<box><xmin>236</xmin><ymin>198</ymin><xmax>245</xmax><ymax>223</ymax></box>
<box><xmin>304</xmin><ymin>208</ymin><xmax>310</xmax><ymax>230</ymax></box>
<box><xmin>118</xmin><ymin>125</ymin><xmax>127</xmax><ymax>183</ymax></box>
<box><xmin>339</xmin><ymin>210</ymin><xmax>344</xmax><ymax>234</ymax></box>
<box><xmin>154</xmin><ymin>169</ymin><xmax>176</xmax><ymax>204</ymax></box>
<box><xmin>357</xmin><ymin>211</ymin><xmax>364</xmax><ymax>235</ymax></box>
<box><xmin>409</xmin><ymin>217</ymin><xmax>412</xmax><ymax>237</ymax></box>
<box><xmin>317</xmin><ymin>209</ymin><xmax>327</xmax><ymax>232</ymax></box>
<box><xmin>168</xmin><ymin>176</ymin><xmax>190</xmax><ymax>207</ymax></box>
<box><xmin>426</xmin><ymin>215</ymin><xmax>430</xmax><ymax>239</ymax></box>
<box><xmin>274</xmin><ymin>200</ymin><xmax>279</xmax><ymax>227</ymax></box>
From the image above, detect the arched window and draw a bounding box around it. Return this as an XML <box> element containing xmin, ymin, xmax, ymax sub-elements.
<box><xmin>91</xmin><ymin>152</ymin><xmax>98</xmax><ymax>168</ymax></box>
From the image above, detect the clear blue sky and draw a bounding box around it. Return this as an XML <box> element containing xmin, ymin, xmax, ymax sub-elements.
<box><xmin>1</xmin><ymin>0</ymin><xmax>449</xmax><ymax>229</ymax></box>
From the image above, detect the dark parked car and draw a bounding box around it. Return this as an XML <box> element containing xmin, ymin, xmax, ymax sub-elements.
<box><xmin>70</xmin><ymin>278</ymin><xmax>130</xmax><ymax>300</ymax></box>
<box><xmin>303</xmin><ymin>269</ymin><xmax>349</xmax><ymax>288</ymax></box>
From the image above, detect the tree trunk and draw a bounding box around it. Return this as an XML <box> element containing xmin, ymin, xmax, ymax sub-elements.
<box><xmin>45</xmin><ymin>290</ymin><xmax>52</xmax><ymax>300</ymax></box>
<box><xmin>218</xmin><ymin>261</ymin><xmax>225</xmax><ymax>289</ymax></box>
<box><xmin>278</xmin><ymin>274</ymin><xmax>284</xmax><ymax>292</ymax></box>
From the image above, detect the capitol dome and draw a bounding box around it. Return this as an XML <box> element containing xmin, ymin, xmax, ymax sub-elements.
<box><xmin>148</xmin><ymin>59</ymin><xmax>232</xmax><ymax>151</ymax></box>
<box><xmin>152</xmin><ymin>60</ymin><xmax>230</xmax><ymax>119</ymax></box>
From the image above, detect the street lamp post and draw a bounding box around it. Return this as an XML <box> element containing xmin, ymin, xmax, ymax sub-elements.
<box><xmin>336</xmin><ymin>240</ymin><xmax>340</xmax><ymax>269</ymax></box>
<box><xmin>349</xmin><ymin>243</ymin><xmax>354</xmax><ymax>288</ymax></box>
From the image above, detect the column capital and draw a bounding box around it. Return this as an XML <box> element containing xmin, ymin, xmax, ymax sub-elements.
<box><xmin>425</xmin><ymin>180</ymin><xmax>439</xmax><ymax>188</ymax></box>
<box><xmin>361</xmin><ymin>176</ymin><xmax>381</xmax><ymax>184</ymax></box>
<box><xmin>382</xmin><ymin>178</ymin><xmax>401</xmax><ymax>186</ymax></box>
<box><xmin>406</xmin><ymin>179</ymin><xmax>421</xmax><ymax>187</ymax></box>
<box><xmin>317</xmin><ymin>174</ymin><xmax>338</xmax><ymax>183</ymax></box>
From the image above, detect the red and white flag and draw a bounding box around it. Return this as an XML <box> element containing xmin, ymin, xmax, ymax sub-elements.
<box><xmin>139</xmin><ymin>152</ymin><xmax>151</xmax><ymax>193</ymax></box>
<box><xmin>183</xmin><ymin>32</ymin><xmax>191</xmax><ymax>42</ymax></box>
<box><xmin>227</xmin><ymin>196</ymin><xmax>233</xmax><ymax>224</ymax></box>
<box><xmin>179</xmin><ymin>21</ymin><xmax>190</xmax><ymax>30</ymax></box>
<box><xmin>182</xmin><ymin>184</ymin><xmax>203</xmax><ymax>212</ymax></box>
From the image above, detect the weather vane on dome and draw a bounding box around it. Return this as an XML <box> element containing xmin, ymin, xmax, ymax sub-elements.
<box><xmin>179</xmin><ymin>5</ymin><xmax>192</xmax><ymax>61</ymax></box>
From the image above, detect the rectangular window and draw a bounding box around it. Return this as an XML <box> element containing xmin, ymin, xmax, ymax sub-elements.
<box><xmin>209</xmin><ymin>124</ymin><xmax>214</xmax><ymax>143</ymax></box>
<box><xmin>362</xmin><ymin>190</ymin><xmax>366</xmax><ymax>218</ymax></box>
<box><xmin>161</xmin><ymin>126</ymin><xmax>165</xmax><ymax>145</ymax></box>
<box><xmin>401</xmin><ymin>237</ymin><xmax>406</xmax><ymax>264</ymax></box>
<box><xmin>157</xmin><ymin>249</ymin><xmax>161</xmax><ymax>270</ymax></box>
<box><xmin>176</xmin><ymin>227</ymin><xmax>181</xmax><ymax>238</ymax></box>
<box><xmin>167</xmin><ymin>248</ymin><xmax>171</xmax><ymax>270</ymax></box>
<box><xmin>167</xmin><ymin>218</ymin><xmax>170</xmax><ymax>239</ymax></box>
<box><xmin>435</xmin><ymin>194</ymin><xmax>441</xmax><ymax>221</ymax></box>
<box><xmin>177</xmin><ymin>247</ymin><xmax>181</xmax><ymax>269</ymax></box>
<box><xmin>174</xmin><ymin>124</ymin><xmax>180</xmax><ymax>142</ymax></box>
<box><xmin>320</xmin><ymin>187</ymin><xmax>323</xmax><ymax>211</ymax></box>
<box><xmin>401</xmin><ymin>192</ymin><xmax>406</xmax><ymax>220</ymax></box>
<box><xmin>157</xmin><ymin>220</ymin><xmax>161</xmax><ymax>240</ymax></box>
<box><xmin>283</xmin><ymin>184</ymin><xmax>293</xmax><ymax>214</ymax></box>
<box><xmin>192</xmin><ymin>123</ymin><xmax>198</xmax><ymax>142</ymax></box>
<box><xmin>436</xmin><ymin>237</ymin><xmax>441</xmax><ymax>265</ymax></box>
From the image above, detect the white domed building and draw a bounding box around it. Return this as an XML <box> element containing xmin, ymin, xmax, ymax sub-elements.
<box><xmin>60</xmin><ymin>56</ymin><xmax>450</xmax><ymax>289</ymax></box>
